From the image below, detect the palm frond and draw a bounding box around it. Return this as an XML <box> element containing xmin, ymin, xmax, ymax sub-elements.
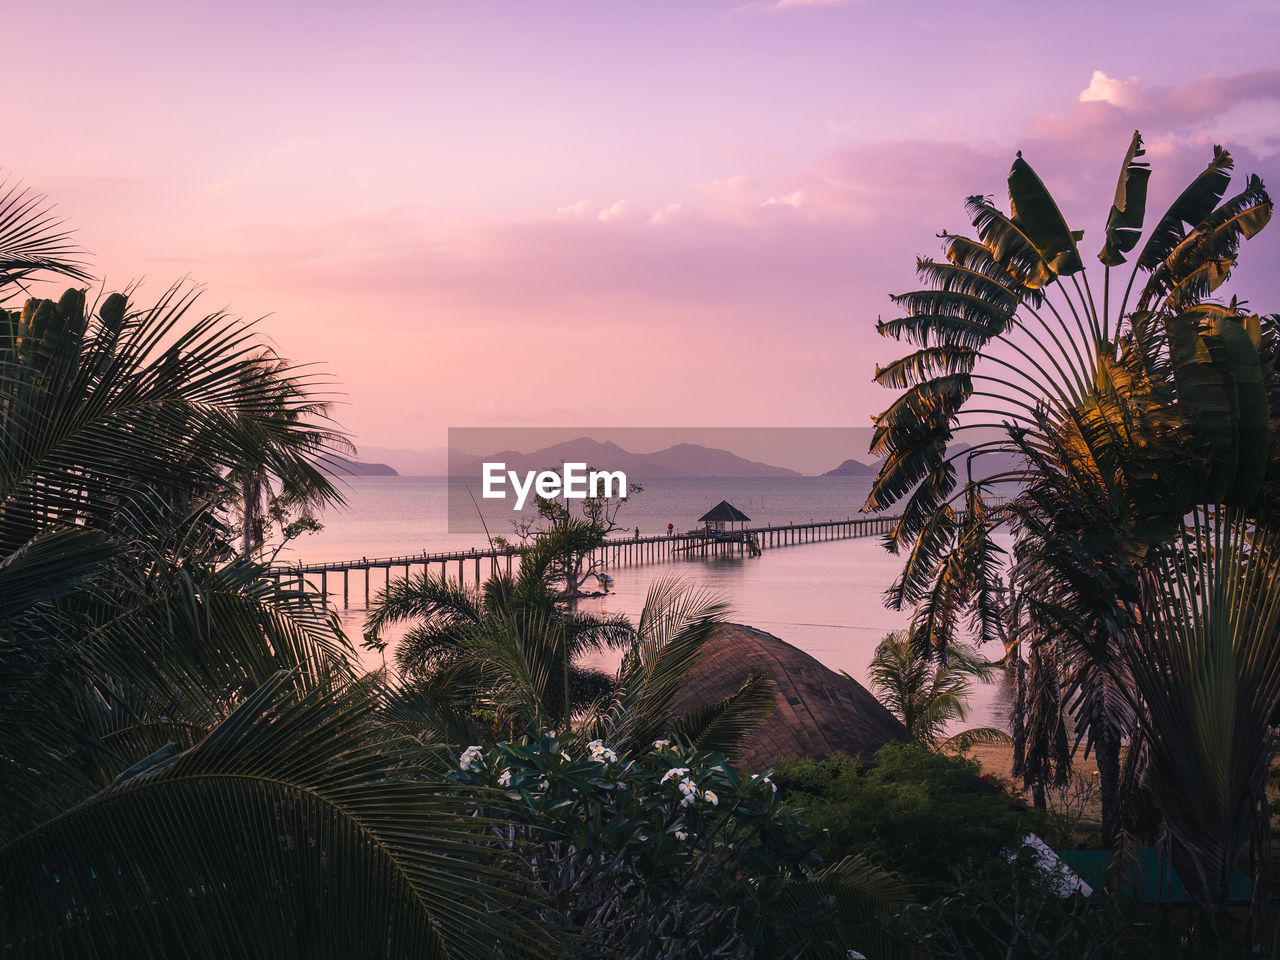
<box><xmin>0</xmin><ymin>178</ymin><xmax>92</xmax><ymax>292</ymax></box>
<box><xmin>602</xmin><ymin>579</ymin><xmax>730</xmax><ymax>756</ymax></box>
<box><xmin>1121</xmin><ymin>510</ymin><xmax>1280</xmax><ymax>915</ymax></box>
<box><xmin>670</xmin><ymin>672</ymin><xmax>777</xmax><ymax>757</ymax></box>
<box><xmin>0</xmin><ymin>673</ymin><xmax>544</xmax><ymax>959</ymax></box>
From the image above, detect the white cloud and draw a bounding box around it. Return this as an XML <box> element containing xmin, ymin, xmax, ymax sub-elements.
<box><xmin>763</xmin><ymin>189</ymin><xmax>806</xmax><ymax>208</ymax></box>
<box><xmin>1079</xmin><ymin>70</ymin><xmax>1142</xmax><ymax>108</ymax></box>
<box><xmin>555</xmin><ymin>199</ymin><xmax>593</xmax><ymax>217</ymax></box>
<box><xmin>598</xmin><ymin>200</ymin><xmax>630</xmax><ymax>222</ymax></box>
<box><xmin>650</xmin><ymin>202</ymin><xmax>684</xmax><ymax>224</ymax></box>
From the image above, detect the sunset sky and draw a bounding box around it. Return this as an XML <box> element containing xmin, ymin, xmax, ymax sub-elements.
<box><xmin>9</xmin><ymin>0</ymin><xmax>1280</xmax><ymax>453</ymax></box>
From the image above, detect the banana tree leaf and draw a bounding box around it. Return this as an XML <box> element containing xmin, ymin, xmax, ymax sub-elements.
<box><xmin>1008</xmin><ymin>152</ymin><xmax>1084</xmax><ymax>275</ymax></box>
<box><xmin>1099</xmin><ymin>130</ymin><xmax>1151</xmax><ymax>266</ymax></box>
<box><xmin>1157</xmin><ymin>181</ymin><xmax>1273</xmax><ymax>309</ymax></box>
<box><xmin>1207</xmin><ymin>314</ymin><xmax>1269</xmax><ymax>505</ymax></box>
<box><xmin>965</xmin><ymin>197</ymin><xmax>1055</xmax><ymax>289</ymax></box>
<box><xmin>865</xmin><ymin>430</ymin><xmax>949</xmax><ymax>512</ymax></box>
<box><xmin>874</xmin><ymin>345</ymin><xmax>977</xmax><ymax>390</ymax></box>
<box><xmin>872</xmin><ymin>374</ymin><xmax>973</xmax><ymax>441</ymax></box>
<box><xmin>876</xmin><ymin>312</ymin><xmax>1001</xmax><ymax>350</ymax></box>
<box><xmin>884</xmin><ymin>455</ymin><xmax>957</xmax><ymax>553</ymax></box>
<box><xmin>1166</xmin><ymin>311</ymin><xmax>1233</xmax><ymax>502</ymax></box>
<box><xmin>942</xmin><ymin>234</ymin><xmax>1047</xmax><ymax>308</ymax></box>
<box><xmin>885</xmin><ymin>504</ymin><xmax>956</xmax><ymax>611</ymax></box>
<box><xmin>913</xmin><ymin>257</ymin><xmax>1023</xmax><ymax>313</ymax></box>
<box><xmin>1135</xmin><ymin>145</ymin><xmax>1234</xmax><ymax>271</ymax></box>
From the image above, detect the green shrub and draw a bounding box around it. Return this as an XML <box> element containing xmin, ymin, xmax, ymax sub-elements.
<box><xmin>774</xmin><ymin>743</ymin><xmax>1063</xmax><ymax>895</ymax></box>
<box><xmin>887</xmin><ymin>854</ymin><xmax>1156</xmax><ymax>960</ymax></box>
<box><xmin>445</xmin><ymin>734</ymin><xmax>904</xmax><ymax>959</ymax></box>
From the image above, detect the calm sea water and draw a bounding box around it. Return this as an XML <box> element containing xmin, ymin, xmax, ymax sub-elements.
<box><xmin>285</xmin><ymin>476</ymin><xmax>1015</xmax><ymax>730</ymax></box>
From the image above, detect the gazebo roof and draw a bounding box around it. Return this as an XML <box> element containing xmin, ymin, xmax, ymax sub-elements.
<box><xmin>699</xmin><ymin>500</ymin><xmax>751</xmax><ymax>523</ymax></box>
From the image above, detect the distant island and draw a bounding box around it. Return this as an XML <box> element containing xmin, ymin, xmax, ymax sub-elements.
<box><xmin>822</xmin><ymin>458</ymin><xmax>879</xmax><ymax>477</ymax></box>
<box><xmin>318</xmin><ymin>454</ymin><xmax>399</xmax><ymax>477</ymax></box>
<box><xmin>451</xmin><ymin>438</ymin><xmax>802</xmax><ymax>479</ymax></box>
<box><xmin>359</xmin><ymin>445</ymin><xmax>449</xmax><ymax>476</ymax></box>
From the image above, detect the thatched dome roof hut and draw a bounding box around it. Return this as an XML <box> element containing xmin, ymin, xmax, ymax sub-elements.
<box><xmin>668</xmin><ymin>623</ymin><xmax>907</xmax><ymax>772</ymax></box>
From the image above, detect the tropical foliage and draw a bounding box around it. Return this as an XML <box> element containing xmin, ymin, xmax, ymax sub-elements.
<box><xmin>2</xmin><ymin>675</ymin><xmax>542</xmax><ymax>958</ymax></box>
<box><xmin>0</xmin><ymin>186</ymin><xmax>543</xmax><ymax>958</ymax></box>
<box><xmin>496</xmin><ymin>466</ymin><xmax>644</xmax><ymax>597</ymax></box>
<box><xmin>867</xmin><ymin>629</ymin><xmax>1009</xmax><ymax>750</ymax></box>
<box><xmin>865</xmin><ymin>129</ymin><xmax>1278</xmax><ymax>939</ymax></box>
<box><xmin>775</xmin><ymin>744</ymin><xmax>1056</xmax><ymax>896</ymax></box>
<box><xmin>371</xmin><ymin>537</ymin><xmax>778</xmax><ymax>762</ymax></box>
<box><xmin>368</xmin><ymin>519</ymin><xmax>633</xmax><ymax>710</ymax></box>
<box><xmin>446</xmin><ymin>734</ymin><xmax>904</xmax><ymax>959</ymax></box>
<box><xmin>223</xmin><ymin>351</ymin><xmax>350</xmax><ymax>558</ymax></box>
<box><xmin>1121</xmin><ymin>508</ymin><xmax>1280</xmax><ymax>939</ymax></box>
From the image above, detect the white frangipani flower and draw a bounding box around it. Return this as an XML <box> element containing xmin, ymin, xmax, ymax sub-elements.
<box><xmin>661</xmin><ymin>767</ymin><xmax>689</xmax><ymax>784</ymax></box>
<box><xmin>497</xmin><ymin>769</ymin><xmax>512</xmax><ymax>787</ymax></box>
<box><xmin>653</xmin><ymin>739</ymin><xmax>671</xmax><ymax>750</ymax></box>
<box><xmin>678</xmin><ymin>777</ymin><xmax>697</xmax><ymax>796</ymax></box>
<box><xmin>587</xmin><ymin>739</ymin><xmax>617</xmax><ymax>763</ymax></box>
<box><xmin>459</xmin><ymin>746</ymin><xmax>483</xmax><ymax>771</ymax></box>
<box><xmin>674</xmin><ymin>830</ymin><xmax>688</xmax><ymax>841</ymax></box>
<box><xmin>703</xmin><ymin>790</ymin><xmax>719</xmax><ymax>806</ymax></box>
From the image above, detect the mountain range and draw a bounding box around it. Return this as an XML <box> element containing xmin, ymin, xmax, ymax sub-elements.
<box><xmin>450</xmin><ymin>438</ymin><xmax>803</xmax><ymax>478</ymax></box>
<box><xmin>351</xmin><ymin>437</ymin><xmax>1025</xmax><ymax>483</ymax></box>
<box><xmin>317</xmin><ymin>454</ymin><xmax>399</xmax><ymax>477</ymax></box>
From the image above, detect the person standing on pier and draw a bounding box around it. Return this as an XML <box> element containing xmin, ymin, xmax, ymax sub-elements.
<box><xmin>634</xmin><ymin>527</ymin><xmax>640</xmax><ymax>540</ymax></box>
<box><xmin>667</xmin><ymin>523</ymin><xmax>673</xmax><ymax>536</ymax></box>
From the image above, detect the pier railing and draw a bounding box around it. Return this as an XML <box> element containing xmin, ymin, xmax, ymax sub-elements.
<box><xmin>269</xmin><ymin>513</ymin><xmax>909</xmax><ymax>610</ymax></box>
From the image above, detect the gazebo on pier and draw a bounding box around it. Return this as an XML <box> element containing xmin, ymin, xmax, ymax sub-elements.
<box><xmin>699</xmin><ymin>500</ymin><xmax>750</xmax><ymax>537</ymax></box>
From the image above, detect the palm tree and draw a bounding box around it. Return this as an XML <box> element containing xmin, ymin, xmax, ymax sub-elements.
<box><xmin>581</xmin><ymin>577</ymin><xmax>777</xmax><ymax>759</ymax></box>
<box><xmin>370</xmin><ymin>524</ymin><xmax>776</xmax><ymax>757</ymax></box>
<box><xmin>866</xmin><ymin>131</ymin><xmax>1274</xmax><ymax>844</ymax></box>
<box><xmin>867</xmin><ymin>630</ymin><xmax>1008</xmax><ymax>751</ymax></box>
<box><xmin>368</xmin><ymin>519</ymin><xmax>636</xmax><ymax>737</ymax></box>
<box><xmin>224</xmin><ymin>350</ymin><xmax>351</xmax><ymax>559</ymax></box>
<box><xmin>0</xmin><ymin>195</ymin><xmax>543</xmax><ymax>956</ymax></box>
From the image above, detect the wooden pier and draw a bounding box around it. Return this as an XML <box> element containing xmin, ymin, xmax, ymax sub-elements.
<box><xmin>271</xmin><ymin>514</ymin><xmax>901</xmax><ymax>610</ymax></box>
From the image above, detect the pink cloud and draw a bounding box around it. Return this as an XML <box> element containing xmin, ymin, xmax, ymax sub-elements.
<box><xmin>35</xmin><ymin>60</ymin><xmax>1280</xmax><ymax>450</ymax></box>
<box><xmin>1079</xmin><ymin>70</ymin><xmax>1142</xmax><ymax>108</ymax></box>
